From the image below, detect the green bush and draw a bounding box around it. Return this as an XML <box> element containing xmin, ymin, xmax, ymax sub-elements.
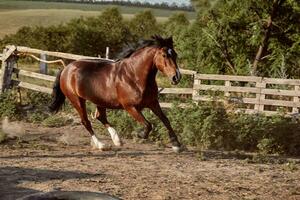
<box><xmin>0</xmin><ymin>130</ymin><xmax>7</xmax><ymax>144</ymax></box>
<box><xmin>1</xmin><ymin>90</ymin><xmax>300</xmax><ymax>156</ymax></box>
<box><xmin>0</xmin><ymin>92</ymin><xmax>19</xmax><ymax>119</ymax></box>
<box><xmin>42</xmin><ymin>115</ymin><xmax>73</xmax><ymax>127</ymax></box>
<box><xmin>94</xmin><ymin>102</ymin><xmax>300</xmax><ymax>156</ymax></box>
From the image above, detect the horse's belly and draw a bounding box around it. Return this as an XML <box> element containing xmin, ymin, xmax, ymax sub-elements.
<box><xmin>86</xmin><ymin>93</ymin><xmax>122</xmax><ymax>109</ymax></box>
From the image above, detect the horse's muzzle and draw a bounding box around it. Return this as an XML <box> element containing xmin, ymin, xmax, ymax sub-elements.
<box><xmin>171</xmin><ymin>69</ymin><xmax>181</xmax><ymax>85</ymax></box>
<box><xmin>171</xmin><ymin>75</ymin><xmax>180</xmax><ymax>85</ymax></box>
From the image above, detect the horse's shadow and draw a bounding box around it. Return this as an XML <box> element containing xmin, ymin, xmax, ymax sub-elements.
<box><xmin>0</xmin><ymin>166</ymin><xmax>101</xmax><ymax>200</ymax></box>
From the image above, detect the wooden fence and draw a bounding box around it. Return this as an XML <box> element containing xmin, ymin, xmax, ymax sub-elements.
<box><xmin>1</xmin><ymin>45</ymin><xmax>299</xmax><ymax>116</ymax></box>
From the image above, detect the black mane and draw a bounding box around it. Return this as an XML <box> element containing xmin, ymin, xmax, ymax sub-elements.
<box><xmin>116</xmin><ymin>35</ymin><xmax>174</xmax><ymax>60</ymax></box>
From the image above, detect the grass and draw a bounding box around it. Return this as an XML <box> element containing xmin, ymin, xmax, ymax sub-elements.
<box><xmin>0</xmin><ymin>0</ymin><xmax>196</xmax><ymax>38</ymax></box>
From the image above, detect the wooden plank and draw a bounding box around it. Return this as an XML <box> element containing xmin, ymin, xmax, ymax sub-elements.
<box><xmin>16</xmin><ymin>81</ymin><xmax>52</xmax><ymax>94</ymax></box>
<box><xmin>243</xmin><ymin>109</ymin><xmax>280</xmax><ymax>116</ymax></box>
<box><xmin>263</xmin><ymin>77</ymin><xmax>300</xmax><ymax>85</ymax></box>
<box><xmin>292</xmin><ymin>86</ymin><xmax>299</xmax><ymax>113</ymax></box>
<box><xmin>179</xmin><ymin>69</ymin><xmax>197</xmax><ymax>75</ymax></box>
<box><xmin>224</xmin><ymin>80</ymin><xmax>231</xmax><ymax>97</ymax></box>
<box><xmin>260</xmin><ymin>99</ymin><xmax>300</xmax><ymax>107</ymax></box>
<box><xmin>194</xmin><ymin>84</ymin><xmax>260</xmax><ymax>93</ymax></box>
<box><xmin>158</xmin><ymin>88</ymin><xmax>193</xmax><ymax>94</ymax></box>
<box><xmin>14</xmin><ymin>68</ymin><xmax>56</xmax><ymax>82</ymax></box>
<box><xmin>12</xmin><ymin>45</ymin><xmax>114</xmax><ymax>62</ymax></box>
<box><xmin>255</xmin><ymin>82</ymin><xmax>266</xmax><ymax>111</ymax></box>
<box><xmin>1</xmin><ymin>46</ymin><xmax>16</xmax><ymax>62</ymax></box>
<box><xmin>0</xmin><ymin>48</ymin><xmax>16</xmax><ymax>93</ymax></box>
<box><xmin>159</xmin><ymin>102</ymin><xmax>190</xmax><ymax>108</ymax></box>
<box><xmin>0</xmin><ymin>48</ymin><xmax>7</xmax><ymax>93</ymax></box>
<box><xmin>261</xmin><ymin>88</ymin><xmax>300</xmax><ymax>97</ymax></box>
<box><xmin>195</xmin><ymin>74</ymin><xmax>262</xmax><ymax>82</ymax></box>
<box><xmin>192</xmin><ymin>79</ymin><xmax>201</xmax><ymax>101</ymax></box>
<box><xmin>193</xmin><ymin>95</ymin><xmax>258</xmax><ymax>105</ymax></box>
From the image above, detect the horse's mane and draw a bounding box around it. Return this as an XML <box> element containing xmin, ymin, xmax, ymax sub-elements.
<box><xmin>116</xmin><ymin>35</ymin><xmax>174</xmax><ymax>60</ymax></box>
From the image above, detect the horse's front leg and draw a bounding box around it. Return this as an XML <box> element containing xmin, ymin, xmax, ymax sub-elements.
<box><xmin>124</xmin><ymin>106</ymin><xmax>152</xmax><ymax>139</ymax></box>
<box><xmin>149</xmin><ymin>101</ymin><xmax>182</xmax><ymax>153</ymax></box>
<box><xmin>96</xmin><ymin>107</ymin><xmax>122</xmax><ymax>146</ymax></box>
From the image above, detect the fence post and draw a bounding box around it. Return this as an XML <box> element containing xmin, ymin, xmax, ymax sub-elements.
<box><xmin>192</xmin><ymin>74</ymin><xmax>200</xmax><ymax>103</ymax></box>
<box><xmin>0</xmin><ymin>48</ymin><xmax>7</xmax><ymax>93</ymax></box>
<box><xmin>224</xmin><ymin>80</ymin><xmax>231</xmax><ymax>98</ymax></box>
<box><xmin>292</xmin><ymin>85</ymin><xmax>299</xmax><ymax>114</ymax></box>
<box><xmin>105</xmin><ymin>47</ymin><xmax>109</xmax><ymax>59</ymax></box>
<box><xmin>0</xmin><ymin>46</ymin><xmax>16</xmax><ymax>94</ymax></box>
<box><xmin>39</xmin><ymin>53</ymin><xmax>47</xmax><ymax>74</ymax></box>
<box><xmin>254</xmin><ymin>78</ymin><xmax>266</xmax><ymax>112</ymax></box>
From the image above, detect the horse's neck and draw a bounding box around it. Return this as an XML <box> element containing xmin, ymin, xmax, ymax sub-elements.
<box><xmin>125</xmin><ymin>48</ymin><xmax>157</xmax><ymax>87</ymax></box>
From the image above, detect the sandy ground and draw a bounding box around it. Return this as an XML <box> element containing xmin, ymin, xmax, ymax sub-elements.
<box><xmin>0</xmin><ymin>122</ymin><xmax>300</xmax><ymax>200</ymax></box>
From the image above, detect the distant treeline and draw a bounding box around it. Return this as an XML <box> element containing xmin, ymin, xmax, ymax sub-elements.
<box><xmin>26</xmin><ymin>0</ymin><xmax>195</xmax><ymax>11</ymax></box>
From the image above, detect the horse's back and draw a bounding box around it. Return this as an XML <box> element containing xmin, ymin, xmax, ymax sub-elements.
<box><xmin>60</xmin><ymin>59</ymin><xmax>122</xmax><ymax>108</ymax></box>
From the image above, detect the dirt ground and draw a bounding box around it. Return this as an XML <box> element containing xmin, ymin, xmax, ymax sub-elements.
<box><xmin>0</xmin><ymin>122</ymin><xmax>300</xmax><ymax>200</ymax></box>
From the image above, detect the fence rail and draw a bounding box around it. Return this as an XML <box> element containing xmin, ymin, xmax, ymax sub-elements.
<box><xmin>1</xmin><ymin>45</ymin><xmax>300</xmax><ymax>116</ymax></box>
<box><xmin>193</xmin><ymin>74</ymin><xmax>300</xmax><ymax>115</ymax></box>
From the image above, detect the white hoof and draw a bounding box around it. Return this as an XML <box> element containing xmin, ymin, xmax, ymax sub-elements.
<box><xmin>108</xmin><ymin>127</ymin><xmax>122</xmax><ymax>146</ymax></box>
<box><xmin>91</xmin><ymin>135</ymin><xmax>111</xmax><ymax>151</ymax></box>
<box><xmin>172</xmin><ymin>146</ymin><xmax>182</xmax><ymax>153</ymax></box>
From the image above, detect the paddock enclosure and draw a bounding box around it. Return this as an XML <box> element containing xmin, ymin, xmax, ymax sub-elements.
<box><xmin>1</xmin><ymin>45</ymin><xmax>300</xmax><ymax>200</ymax></box>
<box><xmin>1</xmin><ymin>45</ymin><xmax>300</xmax><ymax>116</ymax></box>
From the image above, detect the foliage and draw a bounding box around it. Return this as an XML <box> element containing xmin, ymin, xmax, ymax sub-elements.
<box><xmin>129</xmin><ymin>10</ymin><xmax>161</xmax><ymax>41</ymax></box>
<box><xmin>0</xmin><ymin>92</ymin><xmax>19</xmax><ymax>119</ymax></box>
<box><xmin>0</xmin><ymin>88</ymin><xmax>299</xmax><ymax>155</ymax></box>
<box><xmin>0</xmin><ymin>130</ymin><xmax>7</xmax><ymax>144</ymax></box>
<box><xmin>183</xmin><ymin>0</ymin><xmax>300</xmax><ymax>77</ymax></box>
<box><xmin>42</xmin><ymin>115</ymin><xmax>72</xmax><ymax>127</ymax></box>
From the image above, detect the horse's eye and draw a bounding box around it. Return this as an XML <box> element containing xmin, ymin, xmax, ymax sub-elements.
<box><xmin>162</xmin><ymin>54</ymin><xmax>166</xmax><ymax>58</ymax></box>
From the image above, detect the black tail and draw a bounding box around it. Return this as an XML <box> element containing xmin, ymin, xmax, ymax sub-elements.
<box><xmin>49</xmin><ymin>69</ymin><xmax>65</xmax><ymax>113</ymax></box>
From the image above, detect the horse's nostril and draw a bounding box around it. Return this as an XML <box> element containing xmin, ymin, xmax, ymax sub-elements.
<box><xmin>172</xmin><ymin>75</ymin><xmax>177</xmax><ymax>82</ymax></box>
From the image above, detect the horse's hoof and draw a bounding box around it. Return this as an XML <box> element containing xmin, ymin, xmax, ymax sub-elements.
<box><xmin>91</xmin><ymin>141</ymin><xmax>111</xmax><ymax>151</ymax></box>
<box><xmin>172</xmin><ymin>146</ymin><xmax>183</xmax><ymax>153</ymax></box>
<box><xmin>99</xmin><ymin>144</ymin><xmax>112</xmax><ymax>151</ymax></box>
<box><xmin>137</xmin><ymin>132</ymin><xmax>148</xmax><ymax>139</ymax></box>
<box><xmin>95</xmin><ymin>144</ymin><xmax>112</xmax><ymax>151</ymax></box>
<box><xmin>113</xmin><ymin>140</ymin><xmax>123</xmax><ymax>147</ymax></box>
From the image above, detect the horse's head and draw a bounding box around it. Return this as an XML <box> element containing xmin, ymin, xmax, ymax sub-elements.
<box><xmin>153</xmin><ymin>36</ymin><xmax>181</xmax><ymax>85</ymax></box>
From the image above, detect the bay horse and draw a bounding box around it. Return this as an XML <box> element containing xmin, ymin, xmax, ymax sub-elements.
<box><xmin>49</xmin><ymin>35</ymin><xmax>182</xmax><ymax>152</ymax></box>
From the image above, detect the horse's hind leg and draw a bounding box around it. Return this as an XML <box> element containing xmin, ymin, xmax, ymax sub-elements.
<box><xmin>124</xmin><ymin>106</ymin><xmax>152</xmax><ymax>139</ymax></box>
<box><xmin>68</xmin><ymin>96</ymin><xmax>109</xmax><ymax>150</ymax></box>
<box><xmin>96</xmin><ymin>107</ymin><xmax>122</xmax><ymax>146</ymax></box>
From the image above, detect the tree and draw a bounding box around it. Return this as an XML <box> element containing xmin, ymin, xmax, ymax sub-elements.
<box><xmin>129</xmin><ymin>10</ymin><xmax>161</xmax><ymax>40</ymax></box>
<box><xmin>66</xmin><ymin>8</ymin><xmax>129</xmax><ymax>57</ymax></box>
<box><xmin>189</xmin><ymin>0</ymin><xmax>300</xmax><ymax>77</ymax></box>
<box><xmin>163</xmin><ymin>13</ymin><xmax>190</xmax><ymax>68</ymax></box>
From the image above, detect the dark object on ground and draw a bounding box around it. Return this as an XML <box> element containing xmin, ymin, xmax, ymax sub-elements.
<box><xmin>17</xmin><ymin>191</ymin><xmax>121</xmax><ymax>200</ymax></box>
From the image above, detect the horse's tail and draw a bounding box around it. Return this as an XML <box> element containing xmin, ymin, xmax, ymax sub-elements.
<box><xmin>49</xmin><ymin>69</ymin><xmax>65</xmax><ymax>113</ymax></box>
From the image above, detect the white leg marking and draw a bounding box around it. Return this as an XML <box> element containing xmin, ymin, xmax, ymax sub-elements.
<box><xmin>172</xmin><ymin>146</ymin><xmax>181</xmax><ymax>153</ymax></box>
<box><xmin>108</xmin><ymin>127</ymin><xmax>122</xmax><ymax>146</ymax></box>
<box><xmin>91</xmin><ymin>135</ymin><xmax>108</xmax><ymax>150</ymax></box>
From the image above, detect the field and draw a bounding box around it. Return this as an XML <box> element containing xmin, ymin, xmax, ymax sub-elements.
<box><xmin>0</xmin><ymin>121</ymin><xmax>300</xmax><ymax>200</ymax></box>
<box><xmin>0</xmin><ymin>0</ymin><xmax>196</xmax><ymax>38</ymax></box>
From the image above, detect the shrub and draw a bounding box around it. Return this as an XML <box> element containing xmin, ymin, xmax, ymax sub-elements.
<box><xmin>0</xmin><ymin>91</ymin><xmax>19</xmax><ymax>119</ymax></box>
<box><xmin>0</xmin><ymin>130</ymin><xmax>7</xmax><ymax>144</ymax></box>
<box><xmin>1</xmin><ymin>89</ymin><xmax>300</xmax><ymax>156</ymax></box>
<box><xmin>42</xmin><ymin>115</ymin><xmax>73</xmax><ymax>127</ymax></box>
